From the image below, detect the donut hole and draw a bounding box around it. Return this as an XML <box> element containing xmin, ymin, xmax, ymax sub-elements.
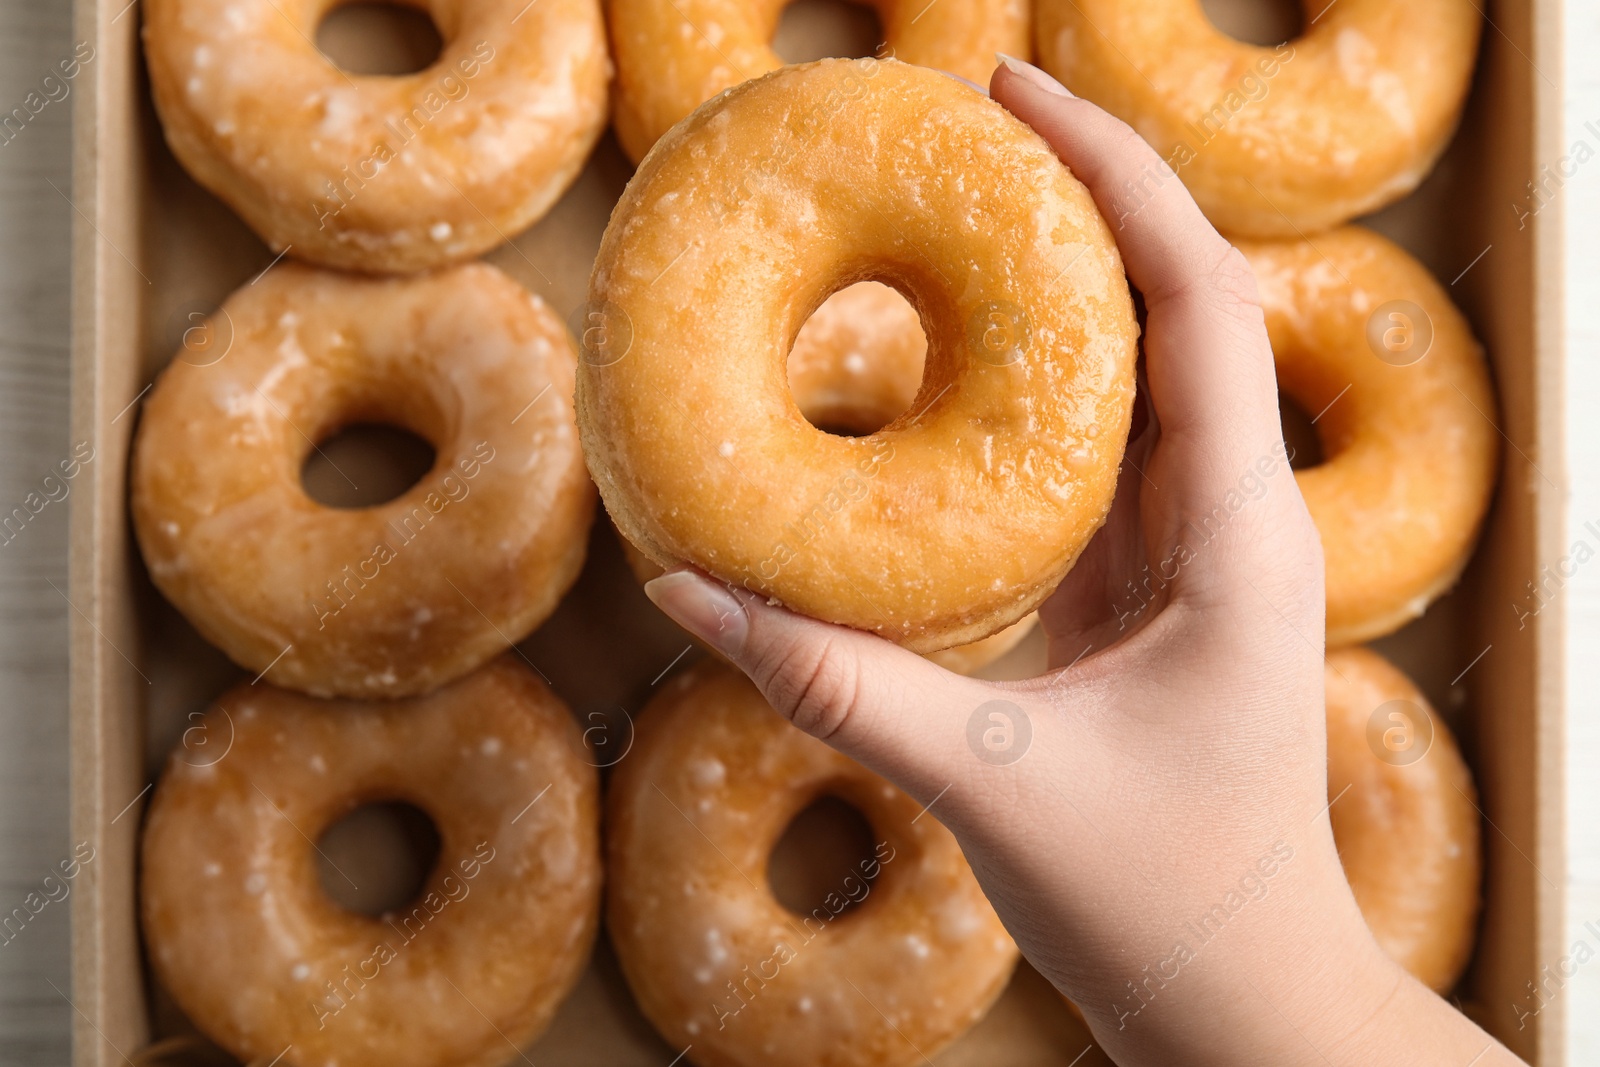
<box><xmin>316</xmin><ymin>800</ymin><xmax>442</xmax><ymax>918</ymax></box>
<box><xmin>767</xmin><ymin>795</ymin><xmax>882</xmax><ymax>918</ymax></box>
<box><xmin>1278</xmin><ymin>392</ymin><xmax>1326</xmax><ymax>470</ymax></box>
<box><xmin>302</xmin><ymin>423</ymin><xmax>437</xmax><ymax>508</ymax></box>
<box><xmin>772</xmin><ymin>0</ymin><xmax>884</xmax><ymax>64</ymax></box>
<box><xmin>788</xmin><ymin>282</ymin><xmax>928</xmax><ymax>437</ymax></box>
<box><xmin>1199</xmin><ymin>0</ymin><xmax>1303</xmax><ymax>46</ymax></box>
<box><xmin>317</xmin><ymin>2</ymin><xmax>444</xmax><ymax>76</ymax></box>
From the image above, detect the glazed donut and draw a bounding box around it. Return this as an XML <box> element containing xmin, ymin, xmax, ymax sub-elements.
<box><xmin>1035</xmin><ymin>0</ymin><xmax>1480</xmax><ymax>236</ymax></box>
<box><xmin>132</xmin><ymin>262</ymin><xmax>594</xmax><ymax>698</ymax></box>
<box><xmin>579</xmin><ymin>59</ymin><xmax>1139</xmax><ymax>653</ymax></box>
<box><xmin>1236</xmin><ymin>226</ymin><xmax>1497</xmax><ymax>645</ymax></box>
<box><xmin>606</xmin><ymin>0</ymin><xmax>1027</xmax><ymax>164</ymax></box>
<box><xmin>1325</xmin><ymin>647</ymin><xmax>1480</xmax><ymax>992</ymax></box>
<box><xmin>607</xmin><ymin>661</ymin><xmax>1018</xmax><ymax>1067</ymax></box>
<box><xmin>142</xmin><ymin>0</ymin><xmax>609</xmax><ymax>272</ymax></box>
<box><xmin>141</xmin><ymin>656</ymin><xmax>601</xmax><ymax>1067</ymax></box>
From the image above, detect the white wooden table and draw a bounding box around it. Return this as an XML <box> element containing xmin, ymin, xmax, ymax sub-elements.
<box><xmin>0</xmin><ymin>2</ymin><xmax>1593</xmax><ymax>1064</ymax></box>
<box><xmin>1560</xmin><ymin>0</ymin><xmax>1600</xmax><ymax>1057</ymax></box>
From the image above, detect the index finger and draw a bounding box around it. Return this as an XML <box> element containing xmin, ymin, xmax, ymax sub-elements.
<box><xmin>990</xmin><ymin>57</ymin><xmax>1283</xmax><ymax>483</ymax></box>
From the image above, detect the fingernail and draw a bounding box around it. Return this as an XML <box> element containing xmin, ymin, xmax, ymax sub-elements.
<box><xmin>644</xmin><ymin>570</ymin><xmax>750</xmax><ymax>656</ymax></box>
<box><xmin>995</xmin><ymin>53</ymin><xmax>1075</xmax><ymax>98</ymax></box>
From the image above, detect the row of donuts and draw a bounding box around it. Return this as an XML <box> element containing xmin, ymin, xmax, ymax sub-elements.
<box><xmin>129</xmin><ymin>259</ymin><xmax>1035</xmax><ymax>699</ymax></box>
<box><xmin>128</xmin><ymin>220</ymin><xmax>1495</xmax><ymax>703</ymax></box>
<box><xmin>141</xmin><ymin>0</ymin><xmax>1023</xmax><ymax>274</ymax></box>
<box><xmin>142</xmin><ymin>0</ymin><xmax>1479</xmax><ymax>275</ymax></box>
<box><xmin>139</xmin><ymin>646</ymin><xmax>1478</xmax><ymax>1067</ymax></box>
<box><xmin>606</xmin><ymin>222</ymin><xmax>1501</xmax><ymax>651</ymax></box>
<box><xmin>138</xmin><ymin>657</ymin><xmax>1015</xmax><ymax>1067</ymax></box>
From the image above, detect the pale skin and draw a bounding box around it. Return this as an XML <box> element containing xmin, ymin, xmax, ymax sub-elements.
<box><xmin>643</xmin><ymin>56</ymin><xmax>1525</xmax><ymax>1067</ymax></box>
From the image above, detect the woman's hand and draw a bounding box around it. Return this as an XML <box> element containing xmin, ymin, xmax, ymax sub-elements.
<box><xmin>643</xmin><ymin>55</ymin><xmax>1522</xmax><ymax>1067</ymax></box>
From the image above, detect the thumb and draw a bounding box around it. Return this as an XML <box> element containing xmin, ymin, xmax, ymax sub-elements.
<box><xmin>643</xmin><ymin>569</ymin><xmax>992</xmax><ymax>795</ymax></box>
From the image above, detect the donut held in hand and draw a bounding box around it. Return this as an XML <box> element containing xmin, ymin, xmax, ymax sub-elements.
<box><xmin>579</xmin><ymin>59</ymin><xmax>1138</xmax><ymax>653</ymax></box>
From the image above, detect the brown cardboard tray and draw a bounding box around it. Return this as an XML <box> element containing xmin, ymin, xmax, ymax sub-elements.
<box><xmin>67</xmin><ymin>0</ymin><xmax>1568</xmax><ymax>1063</ymax></box>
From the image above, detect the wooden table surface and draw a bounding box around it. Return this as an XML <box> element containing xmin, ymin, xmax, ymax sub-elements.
<box><xmin>0</xmin><ymin>1</ymin><xmax>1594</xmax><ymax>1063</ymax></box>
